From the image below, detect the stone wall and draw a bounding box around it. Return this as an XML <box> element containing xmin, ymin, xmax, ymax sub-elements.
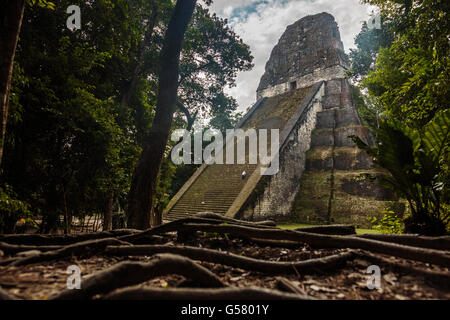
<box><xmin>241</xmin><ymin>78</ymin><xmax>402</xmax><ymax>227</ymax></box>
<box><xmin>239</xmin><ymin>84</ymin><xmax>326</xmax><ymax>220</ymax></box>
<box><xmin>257</xmin><ymin>65</ymin><xmax>346</xmax><ymax>100</ymax></box>
<box><xmin>291</xmin><ymin>79</ymin><xmax>402</xmax><ymax>227</ymax></box>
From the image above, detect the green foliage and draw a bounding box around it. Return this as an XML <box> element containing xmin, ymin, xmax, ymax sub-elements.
<box><xmin>27</xmin><ymin>0</ymin><xmax>55</xmax><ymax>10</ymax></box>
<box><xmin>370</xmin><ymin>210</ymin><xmax>403</xmax><ymax>234</ymax></box>
<box><xmin>208</xmin><ymin>91</ymin><xmax>242</xmax><ymax>133</ymax></box>
<box><xmin>351</xmin><ymin>109</ymin><xmax>450</xmax><ymax>235</ymax></box>
<box><xmin>166</xmin><ymin>163</ymin><xmax>199</xmax><ymax>199</ymax></box>
<box><xmin>0</xmin><ymin>185</ymin><xmax>30</xmax><ymax>233</ymax></box>
<box><xmin>2</xmin><ymin>0</ymin><xmax>252</xmax><ymax>232</ymax></box>
<box><xmin>360</xmin><ymin>0</ymin><xmax>449</xmax><ymax>128</ymax></box>
<box><xmin>112</xmin><ymin>211</ymin><xmax>127</xmax><ymax>229</ymax></box>
<box><xmin>348</xmin><ymin>19</ymin><xmax>394</xmax><ymax>82</ymax></box>
<box><xmin>178</xmin><ymin>6</ymin><xmax>253</xmax><ymax>120</ymax></box>
<box><xmin>4</xmin><ymin>0</ymin><xmax>149</xmax><ymax>232</ymax></box>
<box><xmin>349</xmin><ymin>0</ymin><xmax>449</xmax><ymax>235</ymax></box>
<box><xmin>350</xmin><ymin>84</ymin><xmax>381</xmax><ymax>134</ymax></box>
<box><xmin>362</xmin><ymin>43</ymin><xmax>449</xmax><ymax>127</ymax></box>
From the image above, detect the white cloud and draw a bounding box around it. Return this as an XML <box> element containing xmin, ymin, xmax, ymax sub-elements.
<box><xmin>208</xmin><ymin>0</ymin><xmax>376</xmax><ymax>111</ymax></box>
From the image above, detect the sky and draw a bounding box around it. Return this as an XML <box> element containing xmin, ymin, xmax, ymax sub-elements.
<box><xmin>207</xmin><ymin>0</ymin><xmax>377</xmax><ymax>112</ymax></box>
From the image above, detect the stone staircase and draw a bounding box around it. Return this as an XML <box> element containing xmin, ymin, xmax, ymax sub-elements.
<box><xmin>164</xmin><ymin>87</ymin><xmax>311</xmax><ymax>221</ymax></box>
<box><xmin>165</xmin><ymin>163</ymin><xmax>257</xmax><ymax>220</ymax></box>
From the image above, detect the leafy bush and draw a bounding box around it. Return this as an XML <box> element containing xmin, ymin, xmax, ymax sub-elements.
<box><xmin>0</xmin><ymin>185</ymin><xmax>30</xmax><ymax>233</ymax></box>
<box><xmin>371</xmin><ymin>210</ymin><xmax>403</xmax><ymax>234</ymax></box>
<box><xmin>351</xmin><ymin>109</ymin><xmax>449</xmax><ymax>235</ymax></box>
<box><xmin>112</xmin><ymin>212</ymin><xmax>127</xmax><ymax>229</ymax></box>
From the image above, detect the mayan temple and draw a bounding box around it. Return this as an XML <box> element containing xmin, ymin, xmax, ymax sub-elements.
<box><xmin>164</xmin><ymin>12</ymin><xmax>396</xmax><ymax>227</ymax></box>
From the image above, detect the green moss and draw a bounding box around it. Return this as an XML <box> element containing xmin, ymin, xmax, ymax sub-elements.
<box><xmin>277</xmin><ymin>223</ymin><xmax>382</xmax><ymax>234</ymax></box>
<box><xmin>243</xmin><ymin>87</ymin><xmax>311</xmax><ymax>130</ymax></box>
<box><xmin>306</xmin><ymin>147</ymin><xmax>332</xmax><ymax>160</ymax></box>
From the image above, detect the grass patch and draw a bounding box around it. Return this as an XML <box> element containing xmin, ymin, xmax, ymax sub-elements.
<box><xmin>277</xmin><ymin>223</ymin><xmax>382</xmax><ymax>234</ymax></box>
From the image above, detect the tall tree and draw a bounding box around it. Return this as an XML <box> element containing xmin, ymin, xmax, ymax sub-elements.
<box><xmin>126</xmin><ymin>0</ymin><xmax>197</xmax><ymax>229</ymax></box>
<box><xmin>361</xmin><ymin>0</ymin><xmax>449</xmax><ymax>128</ymax></box>
<box><xmin>0</xmin><ymin>0</ymin><xmax>26</xmax><ymax>166</ymax></box>
<box><xmin>0</xmin><ymin>0</ymin><xmax>54</xmax><ymax>166</ymax></box>
<box><xmin>3</xmin><ymin>0</ymin><xmax>145</xmax><ymax>233</ymax></box>
<box><xmin>348</xmin><ymin>19</ymin><xmax>394</xmax><ymax>82</ymax></box>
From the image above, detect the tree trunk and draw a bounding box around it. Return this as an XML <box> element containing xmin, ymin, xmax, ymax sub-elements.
<box><xmin>150</xmin><ymin>203</ymin><xmax>163</xmax><ymax>226</ymax></box>
<box><xmin>0</xmin><ymin>0</ymin><xmax>25</xmax><ymax>165</ymax></box>
<box><xmin>103</xmin><ymin>189</ymin><xmax>114</xmax><ymax>231</ymax></box>
<box><xmin>126</xmin><ymin>0</ymin><xmax>197</xmax><ymax>229</ymax></box>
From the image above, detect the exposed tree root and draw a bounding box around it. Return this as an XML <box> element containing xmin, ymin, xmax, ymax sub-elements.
<box><xmin>193</xmin><ymin>212</ymin><xmax>277</xmax><ymax>227</ymax></box>
<box><xmin>0</xmin><ymin>287</ymin><xmax>17</xmax><ymax>300</ymax></box>
<box><xmin>275</xmin><ymin>277</ymin><xmax>309</xmax><ymax>296</ymax></box>
<box><xmin>137</xmin><ymin>223</ymin><xmax>450</xmax><ymax>267</ymax></box>
<box><xmin>0</xmin><ymin>229</ymin><xmax>139</xmax><ymax>246</ymax></box>
<box><xmin>10</xmin><ymin>238</ymin><xmax>130</xmax><ymax>266</ymax></box>
<box><xmin>296</xmin><ymin>224</ymin><xmax>356</xmax><ymax>235</ymax></box>
<box><xmin>103</xmin><ymin>285</ymin><xmax>312</xmax><ymax>300</ymax></box>
<box><xmin>0</xmin><ymin>256</ymin><xmax>20</xmax><ymax>266</ymax></box>
<box><xmin>253</xmin><ymin>221</ymin><xmax>277</xmax><ymax>227</ymax></box>
<box><xmin>119</xmin><ymin>217</ymin><xmax>279</xmax><ymax>242</ymax></box>
<box><xmin>246</xmin><ymin>238</ymin><xmax>304</xmax><ymax>248</ymax></box>
<box><xmin>52</xmin><ymin>253</ymin><xmax>225</xmax><ymax>300</ymax></box>
<box><xmin>354</xmin><ymin>234</ymin><xmax>450</xmax><ymax>251</ymax></box>
<box><xmin>104</xmin><ymin>245</ymin><xmax>355</xmax><ymax>275</ymax></box>
<box><xmin>0</xmin><ymin>241</ymin><xmax>61</xmax><ymax>255</ymax></box>
<box><xmin>118</xmin><ymin>218</ymin><xmax>226</xmax><ymax>242</ymax></box>
<box><xmin>353</xmin><ymin>250</ymin><xmax>450</xmax><ymax>289</ymax></box>
<box><xmin>2</xmin><ymin>215</ymin><xmax>448</xmax><ymax>301</ymax></box>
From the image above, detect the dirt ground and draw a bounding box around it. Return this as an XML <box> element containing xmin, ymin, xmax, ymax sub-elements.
<box><xmin>0</xmin><ymin>233</ymin><xmax>448</xmax><ymax>300</ymax></box>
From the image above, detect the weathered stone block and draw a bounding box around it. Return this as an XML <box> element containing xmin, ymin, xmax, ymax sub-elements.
<box><xmin>340</xmin><ymin>92</ymin><xmax>353</xmax><ymax>108</ymax></box>
<box><xmin>295</xmin><ymin>171</ymin><xmax>332</xmax><ymax>200</ymax></box>
<box><xmin>333</xmin><ymin>147</ymin><xmax>373</xmax><ymax>170</ymax></box>
<box><xmin>330</xmin><ymin>199</ymin><xmax>390</xmax><ymax>228</ymax></box>
<box><xmin>332</xmin><ymin>170</ymin><xmax>396</xmax><ymax>201</ymax></box>
<box><xmin>325</xmin><ymin>79</ymin><xmax>341</xmax><ymax>95</ymax></box>
<box><xmin>335</xmin><ymin>108</ymin><xmax>360</xmax><ymax>127</ymax></box>
<box><xmin>334</xmin><ymin>125</ymin><xmax>371</xmax><ymax>147</ymax></box>
<box><xmin>311</xmin><ymin>128</ymin><xmax>334</xmax><ymax>146</ymax></box>
<box><xmin>322</xmin><ymin>93</ymin><xmax>341</xmax><ymax>109</ymax></box>
<box><xmin>305</xmin><ymin>147</ymin><xmax>333</xmax><ymax>170</ymax></box>
<box><xmin>292</xmin><ymin>199</ymin><xmax>329</xmax><ymax>224</ymax></box>
<box><xmin>316</xmin><ymin>110</ymin><xmax>335</xmax><ymax>128</ymax></box>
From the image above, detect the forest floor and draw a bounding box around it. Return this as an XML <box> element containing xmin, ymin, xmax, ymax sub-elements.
<box><xmin>0</xmin><ymin>215</ymin><xmax>449</xmax><ymax>300</ymax></box>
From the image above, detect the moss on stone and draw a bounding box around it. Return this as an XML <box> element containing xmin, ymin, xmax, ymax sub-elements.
<box><xmin>243</xmin><ymin>87</ymin><xmax>311</xmax><ymax>130</ymax></box>
<box><xmin>306</xmin><ymin>147</ymin><xmax>333</xmax><ymax>160</ymax></box>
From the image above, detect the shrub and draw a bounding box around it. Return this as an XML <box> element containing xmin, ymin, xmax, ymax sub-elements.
<box><xmin>371</xmin><ymin>210</ymin><xmax>403</xmax><ymax>234</ymax></box>
<box><xmin>0</xmin><ymin>185</ymin><xmax>30</xmax><ymax>233</ymax></box>
<box><xmin>351</xmin><ymin>109</ymin><xmax>449</xmax><ymax>235</ymax></box>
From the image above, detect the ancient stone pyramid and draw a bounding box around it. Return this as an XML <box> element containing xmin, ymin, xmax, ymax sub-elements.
<box><xmin>164</xmin><ymin>12</ymin><xmax>396</xmax><ymax>227</ymax></box>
